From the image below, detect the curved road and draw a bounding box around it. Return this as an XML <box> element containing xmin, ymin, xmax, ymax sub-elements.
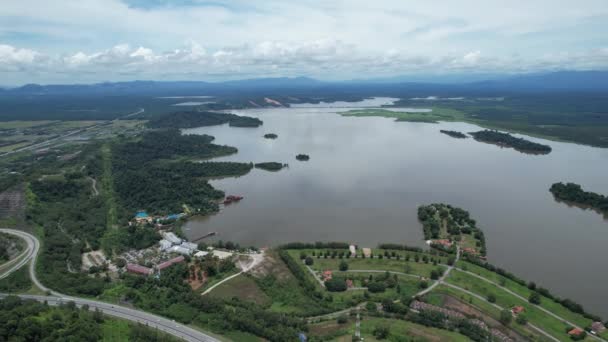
<box><xmin>0</xmin><ymin>229</ymin><xmax>219</xmax><ymax>342</ymax></box>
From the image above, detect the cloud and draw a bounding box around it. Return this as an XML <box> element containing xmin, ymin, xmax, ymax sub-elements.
<box><xmin>1</xmin><ymin>41</ymin><xmax>608</xmax><ymax>83</ymax></box>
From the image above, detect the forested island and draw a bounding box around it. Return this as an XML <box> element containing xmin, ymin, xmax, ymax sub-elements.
<box><xmin>418</xmin><ymin>203</ymin><xmax>486</xmax><ymax>257</ymax></box>
<box><xmin>469</xmin><ymin>130</ymin><xmax>552</xmax><ymax>154</ymax></box>
<box><xmin>550</xmin><ymin>182</ymin><xmax>608</xmax><ymax>215</ymax></box>
<box><xmin>264</xmin><ymin>133</ymin><xmax>278</xmax><ymax>139</ymax></box>
<box><xmin>148</xmin><ymin>111</ymin><xmax>263</xmax><ymax>128</ymax></box>
<box><xmin>440</xmin><ymin>130</ymin><xmax>467</xmax><ymax>139</ymax></box>
<box><xmin>296</xmin><ymin>154</ymin><xmax>310</xmax><ymax>161</ymax></box>
<box><xmin>254</xmin><ymin>162</ymin><xmax>286</xmax><ymax>171</ymax></box>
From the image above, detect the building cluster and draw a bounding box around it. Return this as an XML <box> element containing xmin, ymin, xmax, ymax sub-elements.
<box><xmin>159</xmin><ymin>232</ymin><xmax>198</xmax><ymax>256</ymax></box>
<box><xmin>133</xmin><ymin>211</ymin><xmax>185</xmax><ymax>225</ymax></box>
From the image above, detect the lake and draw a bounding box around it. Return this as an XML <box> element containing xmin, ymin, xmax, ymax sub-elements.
<box><xmin>182</xmin><ymin>98</ymin><xmax>608</xmax><ymax>317</ymax></box>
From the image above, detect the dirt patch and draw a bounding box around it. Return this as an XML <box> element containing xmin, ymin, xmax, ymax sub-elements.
<box><xmin>187</xmin><ymin>264</ymin><xmax>206</xmax><ymax>290</ymax></box>
<box><xmin>249</xmin><ymin>250</ymin><xmax>292</xmax><ymax>281</ymax></box>
<box><xmin>442</xmin><ymin>295</ymin><xmax>526</xmax><ymax>341</ymax></box>
<box><xmin>309</xmin><ymin>320</ymin><xmax>350</xmax><ymax>336</ymax></box>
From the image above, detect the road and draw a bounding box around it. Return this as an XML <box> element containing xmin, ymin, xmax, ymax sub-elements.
<box><xmin>416</xmin><ymin>245</ymin><xmax>459</xmax><ymax>297</ymax></box>
<box><xmin>0</xmin><ymin>229</ymin><xmax>219</xmax><ymax>342</ymax></box>
<box><xmin>0</xmin><ymin>107</ymin><xmax>145</xmax><ymax>157</ymax></box>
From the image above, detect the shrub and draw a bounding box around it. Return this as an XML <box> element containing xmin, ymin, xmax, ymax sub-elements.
<box><xmin>367</xmin><ymin>282</ymin><xmax>386</xmax><ymax>293</ymax></box>
<box><xmin>529</xmin><ymin>292</ymin><xmax>541</xmax><ymax>305</ymax></box>
<box><xmin>339</xmin><ymin>260</ymin><xmax>349</xmax><ymax>271</ymax></box>
<box><xmin>487</xmin><ymin>294</ymin><xmax>496</xmax><ymax>303</ymax></box>
<box><xmin>325</xmin><ymin>278</ymin><xmax>347</xmax><ymax>292</ymax></box>
<box><xmin>373</xmin><ymin>325</ymin><xmax>390</xmax><ymax>340</ymax></box>
<box><xmin>305</xmin><ymin>256</ymin><xmax>314</xmax><ymax>266</ymax></box>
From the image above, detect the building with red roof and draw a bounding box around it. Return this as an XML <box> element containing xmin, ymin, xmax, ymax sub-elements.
<box><xmin>568</xmin><ymin>328</ymin><xmax>584</xmax><ymax>336</ymax></box>
<box><xmin>126</xmin><ymin>263</ymin><xmax>153</xmax><ymax>276</ymax></box>
<box><xmin>158</xmin><ymin>255</ymin><xmax>185</xmax><ymax>271</ymax></box>
<box><xmin>511</xmin><ymin>306</ymin><xmax>525</xmax><ymax>315</ymax></box>
<box><xmin>322</xmin><ymin>270</ymin><xmax>332</xmax><ymax>281</ymax></box>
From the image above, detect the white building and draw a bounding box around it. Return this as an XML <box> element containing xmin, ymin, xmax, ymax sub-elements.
<box><xmin>212</xmin><ymin>250</ymin><xmax>233</xmax><ymax>260</ymax></box>
<box><xmin>161</xmin><ymin>232</ymin><xmax>182</xmax><ymax>245</ymax></box>
<box><xmin>159</xmin><ymin>239</ymin><xmax>172</xmax><ymax>251</ymax></box>
<box><xmin>194</xmin><ymin>251</ymin><xmax>209</xmax><ymax>258</ymax></box>
<box><xmin>169</xmin><ymin>245</ymin><xmax>192</xmax><ymax>256</ymax></box>
<box><xmin>349</xmin><ymin>245</ymin><xmax>356</xmax><ymax>256</ymax></box>
<box><xmin>180</xmin><ymin>241</ymin><xmax>198</xmax><ymax>251</ymax></box>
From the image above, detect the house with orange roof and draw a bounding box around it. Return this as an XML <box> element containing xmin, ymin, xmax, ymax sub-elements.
<box><xmin>322</xmin><ymin>270</ymin><xmax>333</xmax><ymax>281</ymax></box>
<box><xmin>568</xmin><ymin>328</ymin><xmax>584</xmax><ymax>337</ymax></box>
<box><xmin>511</xmin><ymin>306</ymin><xmax>525</xmax><ymax>316</ymax></box>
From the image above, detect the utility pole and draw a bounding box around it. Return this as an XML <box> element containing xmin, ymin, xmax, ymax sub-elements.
<box><xmin>355</xmin><ymin>307</ymin><xmax>362</xmax><ymax>340</ymax></box>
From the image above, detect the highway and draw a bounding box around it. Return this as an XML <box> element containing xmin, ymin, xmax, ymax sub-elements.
<box><xmin>0</xmin><ymin>228</ymin><xmax>220</xmax><ymax>342</ymax></box>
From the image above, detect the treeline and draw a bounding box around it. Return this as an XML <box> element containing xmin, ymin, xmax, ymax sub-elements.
<box><xmin>469</xmin><ymin>130</ymin><xmax>552</xmax><ymax>154</ymax></box>
<box><xmin>439</xmin><ymin>130</ymin><xmax>467</xmax><ymax>139</ymax></box>
<box><xmin>377</xmin><ymin>243</ymin><xmax>423</xmax><ymax>253</ymax></box>
<box><xmin>462</xmin><ymin>254</ymin><xmax>602</xmax><ymax>322</ymax></box>
<box><xmin>0</xmin><ymin>296</ymin><xmax>179</xmax><ymax>341</ymax></box>
<box><xmin>550</xmin><ymin>182</ymin><xmax>608</xmax><ymax>214</ymax></box>
<box><xmin>409</xmin><ymin>310</ymin><xmax>491</xmax><ymax>342</ymax></box>
<box><xmin>147</xmin><ymin>111</ymin><xmax>262</xmax><ymax>129</ymax></box>
<box><xmin>118</xmin><ymin>262</ymin><xmax>306</xmax><ymax>341</ymax></box>
<box><xmin>279</xmin><ymin>242</ymin><xmax>350</xmax><ymax>250</ymax></box>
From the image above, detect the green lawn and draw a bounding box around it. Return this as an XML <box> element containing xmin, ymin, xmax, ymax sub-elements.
<box><xmin>357</xmin><ymin>317</ymin><xmax>472</xmax><ymax>342</ymax></box>
<box><xmin>306</xmin><ymin>255</ymin><xmax>443</xmax><ymax>278</ymax></box>
<box><xmin>102</xmin><ymin>319</ymin><xmax>130</xmax><ymax>342</ymax></box>
<box><xmin>456</xmin><ymin>261</ymin><xmax>594</xmax><ymax>329</ymax></box>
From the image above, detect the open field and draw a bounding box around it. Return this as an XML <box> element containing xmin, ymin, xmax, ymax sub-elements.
<box><xmin>208</xmin><ymin>274</ymin><xmax>271</xmax><ymax>306</ymax></box>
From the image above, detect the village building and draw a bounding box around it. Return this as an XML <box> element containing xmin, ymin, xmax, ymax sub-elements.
<box><xmin>169</xmin><ymin>245</ymin><xmax>192</xmax><ymax>255</ymax></box>
<box><xmin>180</xmin><ymin>241</ymin><xmax>198</xmax><ymax>251</ymax></box>
<box><xmin>212</xmin><ymin>250</ymin><xmax>233</xmax><ymax>260</ymax></box>
<box><xmin>161</xmin><ymin>232</ymin><xmax>182</xmax><ymax>245</ymax></box>
<box><xmin>194</xmin><ymin>251</ymin><xmax>209</xmax><ymax>258</ymax></box>
<box><xmin>568</xmin><ymin>328</ymin><xmax>584</xmax><ymax>337</ymax></box>
<box><xmin>134</xmin><ymin>211</ymin><xmax>153</xmax><ymax>224</ymax></box>
<box><xmin>592</xmin><ymin>322</ymin><xmax>606</xmax><ymax>334</ymax></box>
<box><xmin>349</xmin><ymin>245</ymin><xmax>356</xmax><ymax>256</ymax></box>
<box><xmin>362</xmin><ymin>248</ymin><xmax>372</xmax><ymax>258</ymax></box>
<box><xmin>126</xmin><ymin>263</ymin><xmax>153</xmax><ymax>276</ymax></box>
<box><xmin>431</xmin><ymin>239</ymin><xmax>452</xmax><ymax>248</ymax></box>
<box><xmin>159</xmin><ymin>239</ymin><xmax>172</xmax><ymax>251</ymax></box>
<box><xmin>322</xmin><ymin>270</ymin><xmax>332</xmax><ymax>281</ymax></box>
<box><xmin>157</xmin><ymin>256</ymin><xmax>185</xmax><ymax>271</ymax></box>
<box><xmin>511</xmin><ymin>306</ymin><xmax>525</xmax><ymax>316</ymax></box>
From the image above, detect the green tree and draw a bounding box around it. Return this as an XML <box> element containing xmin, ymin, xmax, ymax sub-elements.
<box><xmin>304</xmin><ymin>256</ymin><xmax>314</xmax><ymax>266</ymax></box>
<box><xmin>500</xmin><ymin>309</ymin><xmax>512</xmax><ymax>325</ymax></box>
<box><xmin>487</xmin><ymin>294</ymin><xmax>496</xmax><ymax>303</ymax></box>
<box><xmin>529</xmin><ymin>292</ymin><xmax>541</xmax><ymax>305</ymax></box>
<box><xmin>339</xmin><ymin>260</ymin><xmax>349</xmax><ymax>271</ymax></box>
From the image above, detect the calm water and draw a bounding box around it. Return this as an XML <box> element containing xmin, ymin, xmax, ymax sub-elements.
<box><xmin>183</xmin><ymin>99</ymin><xmax>608</xmax><ymax>317</ymax></box>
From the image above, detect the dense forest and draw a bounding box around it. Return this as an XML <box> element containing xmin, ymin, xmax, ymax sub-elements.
<box><xmin>111</xmin><ymin>129</ymin><xmax>251</xmax><ymax>216</ymax></box>
<box><xmin>147</xmin><ymin>111</ymin><xmax>262</xmax><ymax>128</ymax></box>
<box><xmin>550</xmin><ymin>182</ymin><xmax>608</xmax><ymax>214</ymax></box>
<box><xmin>469</xmin><ymin>130</ymin><xmax>552</xmax><ymax>154</ymax></box>
<box><xmin>439</xmin><ymin>130</ymin><xmax>467</xmax><ymax>138</ymax></box>
<box><xmin>0</xmin><ymin>296</ymin><xmax>179</xmax><ymax>341</ymax></box>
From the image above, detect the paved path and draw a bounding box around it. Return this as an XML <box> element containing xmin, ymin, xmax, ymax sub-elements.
<box><xmin>454</xmin><ymin>268</ymin><xmax>607</xmax><ymax>342</ymax></box>
<box><xmin>0</xmin><ymin>228</ymin><xmax>219</xmax><ymax>342</ymax></box>
<box><xmin>416</xmin><ymin>246</ymin><xmax>459</xmax><ymax>297</ymax></box>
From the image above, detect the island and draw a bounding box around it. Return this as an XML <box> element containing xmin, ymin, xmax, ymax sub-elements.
<box><xmin>147</xmin><ymin>110</ymin><xmax>263</xmax><ymax>128</ymax></box>
<box><xmin>254</xmin><ymin>162</ymin><xmax>286</xmax><ymax>171</ymax></box>
<box><xmin>418</xmin><ymin>203</ymin><xmax>486</xmax><ymax>257</ymax></box>
<box><xmin>296</xmin><ymin>154</ymin><xmax>310</xmax><ymax>161</ymax></box>
<box><xmin>550</xmin><ymin>182</ymin><xmax>608</xmax><ymax>216</ymax></box>
<box><xmin>440</xmin><ymin>130</ymin><xmax>467</xmax><ymax>138</ymax></box>
<box><xmin>469</xmin><ymin>130</ymin><xmax>552</xmax><ymax>154</ymax></box>
<box><xmin>263</xmin><ymin>133</ymin><xmax>278</xmax><ymax>139</ymax></box>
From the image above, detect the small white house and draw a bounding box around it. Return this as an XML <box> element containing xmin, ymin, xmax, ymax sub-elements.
<box><xmin>349</xmin><ymin>245</ymin><xmax>356</xmax><ymax>256</ymax></box>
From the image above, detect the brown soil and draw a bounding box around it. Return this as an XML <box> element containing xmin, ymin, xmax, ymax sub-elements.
<box><xmin>249</xmin><ymin>250</ymin><xmax>292</xmax><ymax>281</ymax></box>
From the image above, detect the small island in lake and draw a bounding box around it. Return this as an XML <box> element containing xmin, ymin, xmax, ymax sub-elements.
<box><xmin>295</xmin><ymin>154</ymin><xmax>310</xmax><ymax>161</ymax></box>
<box><xmin>469</xmin><ymin>130</ymin><xmax>552</xmax><ymax>154</ymax></box>
<box><xmin>440</xmin><ymin>130</ymin><xmax>467</xmax><ymax>139</ymax></box>
<box><xmin>418</xmin><ymin>203</ymin><xmax>486</xmax><ymax>257</ymax></box>
<box><xmin>264</xmin><ymin>133</ymin><xmax>278</xmax><ymax>139</ymax></box>
<box><xmin>254</xmin><ymin>162</ymin><xmax>286</xmax><ymax>171</ymax></box>
<box><xmin>550</xmin><ymin>182</ymin><xmax>608</xmax><ymax>216</ymax></box>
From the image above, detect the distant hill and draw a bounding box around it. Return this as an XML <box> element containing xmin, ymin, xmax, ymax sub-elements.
<box><xmin>4</xmin><ymin>71</ymin><xmax>608</xmax><ymax>95</ymax></box>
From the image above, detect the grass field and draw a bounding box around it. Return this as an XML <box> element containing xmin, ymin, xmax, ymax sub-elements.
<box><xmin>341</xmin><ymin>107</ymin><xmax>467</xmax><ymax>123</ymax></box>
<box><xmin>357</xmin><ymin>317</ymin><xmax>472</xmax><ymax>341</ymax></box>
<box><xmin>208</xmin><ymin>274</ymin><xmax>271</xmax><ymax>306</ymax></box>
<box><xmin>0</xmin><ymin>121</ymin><xmax>55</xmax><ymax>129</ymax></box>
<box><xmin>302</xmin><ymin>254</ymin><xmax>445</xmax><ymax>278</ymax></box>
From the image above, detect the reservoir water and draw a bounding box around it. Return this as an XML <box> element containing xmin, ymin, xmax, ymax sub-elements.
<box><xmin>183</xmin><ymin>98</ymin><xmax>608</xmax><ymax>317</ymax></box>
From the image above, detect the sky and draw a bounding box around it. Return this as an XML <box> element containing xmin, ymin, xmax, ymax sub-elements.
<box><xmin>1</xmin><ymin>0</ymin><xmax>608</xmax><ymax>85</ymax></box>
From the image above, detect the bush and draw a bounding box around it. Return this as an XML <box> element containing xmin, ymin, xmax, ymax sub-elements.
<box><xmin>487</xmin><ymin>294</ymin><xmax>496</xmax><ymax>303</ymax></box>
<box><xmin>367</xmin><ymin>282</ymin><xmax>386</xmax><ymax>293</ymax></box>
<box><xmin>500</xmin><ymin>309</ymin><xmax>512</xmax><ymax>325</ymax></box>
<box><xmin>339</xmin><ymin>260</ymin><xmax>349</xmax><ymax>271</ymax></box>
<box><xmin>305</xmin><ymin>256</ymin><xmax>314</xmax><ymax>266</ymax></box>
<box><xmin>516</xmin><ymin>314</ymin><xmax>528</xmax><ymax>325</ymax></box>
<box><xmin>529</xmin><ymin>292</ymin><xmax>541</xmax><ymax>305</ymax></box>
<box><xmin>373</xmin><ymin>325</ymin><xmax>390</xmax><ymax>340</ymax></box>
<box><xmin>337</xmin><ymin>315</ymin><xmax>348</xmax><ymax>324</ymax></box>
<box><xmin>325</xmin><ymin>278</ymin><xmax>347</xmax><ymax>292</ymax></box>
